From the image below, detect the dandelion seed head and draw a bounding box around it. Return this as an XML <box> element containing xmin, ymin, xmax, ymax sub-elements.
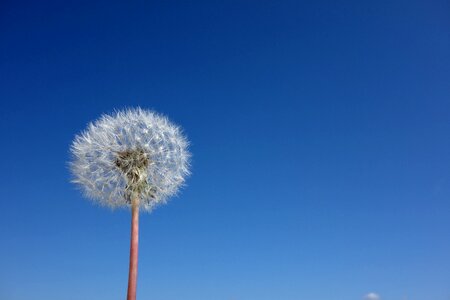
<box><xmin>70</xmin><ymin>108</ymin><xmax>191</xmax><ymax>211</ymax></box>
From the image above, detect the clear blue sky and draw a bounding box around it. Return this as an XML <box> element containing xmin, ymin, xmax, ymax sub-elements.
<box><xmin>1</xmin><ymin>1</ymin><xmax>449</xmax><ymax>299</ymax></box>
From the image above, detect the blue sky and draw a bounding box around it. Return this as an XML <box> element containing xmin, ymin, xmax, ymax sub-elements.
<box><xmin>1</xmin><ymin>1</ymin><xmax>450</xmax><ymax>299</ymax></box>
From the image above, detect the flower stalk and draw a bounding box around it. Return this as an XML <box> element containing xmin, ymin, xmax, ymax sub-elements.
<box><xmin>127</xmin><ymin>197</ymin><xmax>140</xmax><ymax>300</ymax></box>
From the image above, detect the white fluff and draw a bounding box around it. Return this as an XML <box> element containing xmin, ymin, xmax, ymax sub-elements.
<box><xmin>70</xmin><ymin>108</ymin><xmax>191</xmax><ymax>211</ymax></box>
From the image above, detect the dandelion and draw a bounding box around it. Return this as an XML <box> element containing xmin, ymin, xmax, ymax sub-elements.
<box><xmin>70</xmin><ymin>108</ymin><xmax>190</xmax><ymax>300</ymax></box>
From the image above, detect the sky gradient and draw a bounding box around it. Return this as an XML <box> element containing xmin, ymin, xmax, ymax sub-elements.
<box><xmin>1</xmin><ymin>1</ymin><xmax>450</xmax><ymax>299</ymax></box>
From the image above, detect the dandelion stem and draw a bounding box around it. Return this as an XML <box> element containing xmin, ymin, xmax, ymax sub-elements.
<box><xmin>127</xmin><ymin>198</ymin><xmax>139</xmax><ymax>300</ymax></box>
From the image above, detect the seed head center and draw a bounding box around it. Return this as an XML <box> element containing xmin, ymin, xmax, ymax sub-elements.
<box><xmin>115</xmin><ymin>148</ymin><xmax>150</xmax><ymax>199</ymax></box>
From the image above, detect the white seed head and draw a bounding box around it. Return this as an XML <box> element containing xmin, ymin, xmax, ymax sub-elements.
<box><xmin>70</xmin><ymin>108</ymin><xmax>191</xmax><ymax>211</ymax></box>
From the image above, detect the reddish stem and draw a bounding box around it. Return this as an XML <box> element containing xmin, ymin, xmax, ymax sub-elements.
<box><xmin>127</xmin><ymin>199</ymin><xmax>139</xmax><ymax>300</ymax></box>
